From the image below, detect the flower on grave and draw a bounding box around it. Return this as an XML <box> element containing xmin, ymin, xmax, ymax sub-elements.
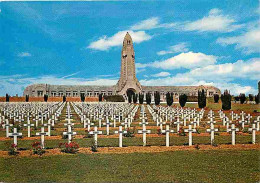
<box><xmin>8</xmin><ymin>144</ymin><xmax>18</xmax><ymax>156</ymax></box>
<box><xmin>11</xmin><ymin>143</ymin><xmax>17</xmax><ymax>149</ymax></box>
<box><xmin>32</xmin><ymin>141</ymin><xmax>45</xmax><ymax>155</ymax></box>
<box><xmin>32</xmin><ymin>141</ymin><xmax>41</xmax><ymax>148</ymax></box>
<box><xmin>157</xmin><ymin>128</ymin><xmax>162</xmax><ymax>135</ymax></box>
<box><xmin>59</xmin><ymin>142</ymin><xmax>79</xmax><ymax>154</ymax></box>
<box><xmin>178</xmin><ymin>127</ymin><xmax>186</xmax><ymax>136</ymax></box>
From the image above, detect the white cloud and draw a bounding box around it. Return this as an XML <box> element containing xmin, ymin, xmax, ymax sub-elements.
<box><xmin>137</xmin><ymin>52</ymin><xmax>217</xmax><ymax>70</ymax></box>
<box><xmin>140</xmin><ymin>58</ymin><xmax>260</xmax><ymax>95</ymax></box>
<box><xmin>217</xmin><ymin>27</ymin><xmax>260</xmax><ymax>54</ymax></box>
<box><xmin>152</xmin><ymin>72</ymin><xmax>170</xmax><ymax>77</ymax></box>
<box><xmin>131</xmin><ymin>17</ymin><xmax>176</xmax><ymax>30</ymax></box>
<box><xmin>18</xmin><ymin>52</ymin><xmax>31</xmax><ymax>57</ymax></box>
<box><xmin>157</xmin><ymin>42</ymin><xmax>189</xmax><ymax>55</ymax></box>
<box><xmin>183</xmin><ymin>8</ymin><xmax>243</xmax><ymax>32</ymax></box>
<box><xmin>131</xmin><ymin>17</ymin><xmax>160</xmax><ymax>30</ymax></box>
<box><xmin>88</xmin><ymin>30</ymin><xmax>151</xmax><ymax>51</ymax></box>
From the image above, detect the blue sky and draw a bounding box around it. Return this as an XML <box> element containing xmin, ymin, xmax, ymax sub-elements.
<box><xmin>0</xmin><ymin>1</ymin><xmax>259</xmax><ymax>96</ymax></box>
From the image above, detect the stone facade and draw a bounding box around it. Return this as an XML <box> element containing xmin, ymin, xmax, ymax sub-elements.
<box><xmin>24</xmin><ymin>32</ymin><xmax>221</xmax><ymax>100</ymax></box>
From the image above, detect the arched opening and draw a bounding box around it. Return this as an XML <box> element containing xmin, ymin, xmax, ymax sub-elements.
<box><xmin>126</xmin><ymin>88</ymin><xmax>135</xmax><ymax>96</ymax></box>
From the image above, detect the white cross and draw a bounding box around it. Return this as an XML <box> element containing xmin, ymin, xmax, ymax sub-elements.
<box><xmin>227</xmin><ymin>124</ymin><xmax>239</xmax><ymax>145</ymax></box>
<box><xmin>4</xmin><ymin>119</ymin><xmax>13</xmax><ymax>137</ymax></box>
<box><xmin>174</xmin><ymin>118</ymin><xmax>182</xmax><ymax>133</ymax></box>
<box><xmin>63</xmin><ymin>125</ymin><xmax>77</xmax><ymax>143</ymax></box>
<box><xmin>114</xmin><ymin>126</ymin><xmax>127</xmax><ymax>147</ymax></box>
<box><xmin>248</xmin><ymin>124</ymin><xmax>257</xmax><ymax>144</ymax></box>
<box><xmin>161</xmin><ymin>125</ymin><xmax>174</xmax><ymax>147</ymax></box>
<box><xmin>138</xmin><ymin>125</ymin><xmax>151</xmax><ymax>146</ymax></box>
<box><xmin>184</xmin><ymin>125</ymin><xmax>196</xmax><ymax>146</ymax></box>
<box><xmin>103</xmin><ymin>119</ymin><xmax>112</xmax><ymax>135</ymax></box>
<box><xmin>206</xmin><ymin>123</ymin><xmax>218</xmax><ymax>145</ymax></box>
<box><xmin>89</xmin><ymin>126</ymin><xmax>102</xmax><ymax>146</ymax></box>
<box><xmin>36</xmin><ymin>127</ymin><xmax>48</xmax><ymax>148</ymax></box>
<box><xmin>23</xmin><ymin>120</ymin><xmax>34</xmax><ymax>137</ymax></box>
<box><xmin>9</xmin><ymin>128</ymin><xmax>22</xmax><ymax>146</ymax></box>
<box><xmin>44</xmin><ymin>120</ymin><xmax>52</xmax><ymax>136</ymax></box>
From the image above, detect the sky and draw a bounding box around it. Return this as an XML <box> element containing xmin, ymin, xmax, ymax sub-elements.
<box><xmin>0</xmin><ymin>0</ymin><xmax>259</xmax><ymax>96</ymax></box>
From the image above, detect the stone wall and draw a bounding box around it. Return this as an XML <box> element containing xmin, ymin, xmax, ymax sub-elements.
<box><xmin>0</xmin><ymin>97</ymin><xmax>99</xmax><ymax>102</ymax></box>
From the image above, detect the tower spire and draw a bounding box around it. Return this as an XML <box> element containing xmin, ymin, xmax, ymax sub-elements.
<box><xmin>116</xmin><ymin>32</ymin><xmax>142</xmax><ymax>95</ymax></box>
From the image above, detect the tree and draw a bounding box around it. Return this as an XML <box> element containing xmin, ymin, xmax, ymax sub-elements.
<box><xmin>221</xmin><ymin>90</ymin><xmax>231</xmax><ymax>110</ymax></box>
<box><xmin>179</xmin><ymin>94</ymin><xmax>187</xmax><ymax>107</ymax></box>
<box><xmin>139</xmin><ymin>93</ymin><xmax>144</xmax><ymax>104</ymax></box>
<box><xmin>98</xmin><ymin>93</ymin><xmax>103</xmax><ymax>102</ymax></box>
<box><xmin>80</xmin><ymin>93</ymin><xmax>85</xmax><ymax>102</ymax></box>
<box><xmin>133</xmin><ymin>94</ymin><xmax>138</xmax><ymax>104</ymax></box>
<box><xmin>234</xmin><ymin>96</ymin><xmax>240</xmax><ymax>103</ymax></box>
<box><xmin>213</xmin><ymin>94</ymin><xmax>219</xmax><ymax>103</ymax></box>
<box><xmin>255</xmin><ymin>93</ymin><xmax>259</xmax><ymax>104</ymax></box>
<box><xmin>44</xmin><ymin>94</ymin><xmax>48</xmax><ymax>102</ymax></box>
<box><xmin>146</xmin><ymin>93</ymin><xmax>151</xmax><ymax>105</ymax></box>
<box><xmin>25</xmin><ymin>95</ymin><xmax>29</xmax><ymax>102</ymax></box>
<box><xmin>6</xmin><ymin>93</ymin><xmax>9</xmax><ymax>102</ymax></box>
<box><xmin>249</xmin><ymin>94</ymin><xmax>254</xmax><ymax>102</ymax></box>
<box><xmin>154</xmin><ymin>91</ymin><xmax>160</xmax><ymax>105</ymax></box>
<box><xmin>239</xmin><ymin>93</ymin><xmax>246</xmax><ymax>104</ymax></box>
<box><xmin>166</xmin><ymin>92</ymin><xmax>173</xmax><ymax>106</ymax></box>
<box><xmin>63</xmin><ymin>95</ymin><xmax>66</xmax><ymax>102</ymax></box>
<box><xmin>127</xmin><ymin>93</ymin><xmax>132</xmax><ymax>103</ymax></box>
<box><xmin>198</xmin><ymin>89</ymin><xmax>206</xmax><ymax>108</ymax></box>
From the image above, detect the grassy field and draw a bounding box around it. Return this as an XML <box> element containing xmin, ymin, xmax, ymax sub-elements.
<box><xmin>0</xmin><ymin>150</ymin><xmax>259</xmax><ymax>182</ymax></box>
<box><xmin>1</xmin><ymin>135</ymin><xmax>259</xmax><ymax>151</ymax></box>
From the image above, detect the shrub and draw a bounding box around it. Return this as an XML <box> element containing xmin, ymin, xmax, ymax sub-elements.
<box><xmin>213</xmin><ymin>94</ymin><xmax>219</xmax><ymax>103</ymax></box>
<box><xmin>249</xmin><ymin>94</ymin><xmax>254</xmax><ymax>102</ymax></box>
<box><xmin>104</xmin><ymin>95</ymin><xmax>125</xmax><ymax>102</ymax></box>
<box><xmin>6</xmin><ymin>93</ymin><xmax>9</xmax><ymax>102</ymax></box>
<box><xmin>178</xmin><ymin>127</ymin><xmax>186</xmax><ymax>136</ymax></box>
<box><xmin>85</xmin><ymin>130</ymin><xmax>93</xmax><ymax>138</ymax></box>
<box><xmin>212</xmin><ymin>140</ymin><xmax>218</xmax><ymax>147</ymax></box>
<box><xmin>196</xmin><ymin>128</ymin><xmax>201</xmax><ymax>134</ymax></box>
<box><xmin>166</xmin><ymin>92</ymin><xmax>173</xmax><ymax>106</ymax></box>
<box><xmin>179</xmin><ymin>94</ymin><xmax>187</xmax><ymax>107</ymax></box>
<box><xmin>133</xmin><ymin>94</ymin><xmax>138</xmax><ymax>104</ymax></box>
<box><xmin>44</xmin><ymin>94</ymin><xmax>48</xmax><ymax>102</ymax></box>
<box><xmin>198</xmin><ymin>89</ymin><xmax>206</xmax><ymax>108</ymax></box>
<box><xmin>32</xmin><ymin>141</ymin><xmax>45</xmax><ymax>155</ymax></box>
<box><xmin>154</xmin><ymin>91</ymin><xmax>160</xmax><ymax>105</ymax></box>
<box><xmin>80</xmin><ymin>93</ymin><xmax>85</xmax><ymax>102</ymax></box>
<box><xmin>255</xmin><ymin>93</ymin><xmax>260</xmax><ymax>104</ymax></box>
<box><xmin>8</xmin><ymin>144</ymin><xmax>18</xmax><ymax>155</ymax></box>
<box><xmin>157</xmin><ymin>128</ymin><xmax>162</xmax><ymax>135</ymax></box>
<box><xmin>221</xmin><ymin>90</ymin><xmax>231</xmax><ymax>110</ymax></box>
<box><xmin>98</xmin><ymin>94</ymin><xmax>103</xmax><ymax>102</ymax></box>
<box><xmin>91</xmin><ymin>140</ymin><xmax>98</xmax><ymax>152</ymax></box>
<box><xmin>124</xmin><ymin>128</ymin><xmax>135</xmax><ymax>137</ymax></box>
<box><xmin>59</xmin><ymin>142</ymin><xmax>79</xmax><ymax>154</ymax></box>
<box><xmin>194</xmin><ymin>144</ymin><xmax>200</xmax><ymax>150</ymax></box>
<box><xmin>234</xmin><ymin>96</ymin><xmax>240</xmax><ymax>103</ymax></box>
<box><xmin>25</xmin><ymin>95</ymin><xmax>29</xmax><ymax>102</ymax></box>
<box><xmin>63</xmin><ymin>95</ymin><xmax>66</xmax><ymax>102</ymax></box>
<box><xmin>239</xmin><ymin>93</ymin><xmax>246</xmax><ymax>104</ymax></box>
<box><xmin>139</xmin><ymin>93</ymin><xmax>144</xmax><ymax>104</ymax></box>
<box><xmin>146</xmin><ymin>93</ymin><xmax>151</xmax><ymax>105</ymax></box>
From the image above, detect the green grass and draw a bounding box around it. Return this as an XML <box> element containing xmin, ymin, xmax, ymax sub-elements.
<box><xmin>1</xmin><ymin>135</ymin><xmax>259</xmax><ymax>151</ymax></box>
<box><xmin>0</xmin><ymin>150</ymin><xmax>259</xmax><ymax>182</ymax></box>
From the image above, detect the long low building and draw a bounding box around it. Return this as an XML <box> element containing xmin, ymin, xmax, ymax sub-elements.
<box><xmin>24</xmin><ymin>32</ymin><xmax>221</xmax><ymax>101</ymax></box>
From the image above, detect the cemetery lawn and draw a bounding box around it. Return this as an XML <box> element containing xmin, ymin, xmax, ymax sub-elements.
<box><xmin>0</xmin><ymin>150</ymin><xmax>259</xmax><ymax>183</ymax></box>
